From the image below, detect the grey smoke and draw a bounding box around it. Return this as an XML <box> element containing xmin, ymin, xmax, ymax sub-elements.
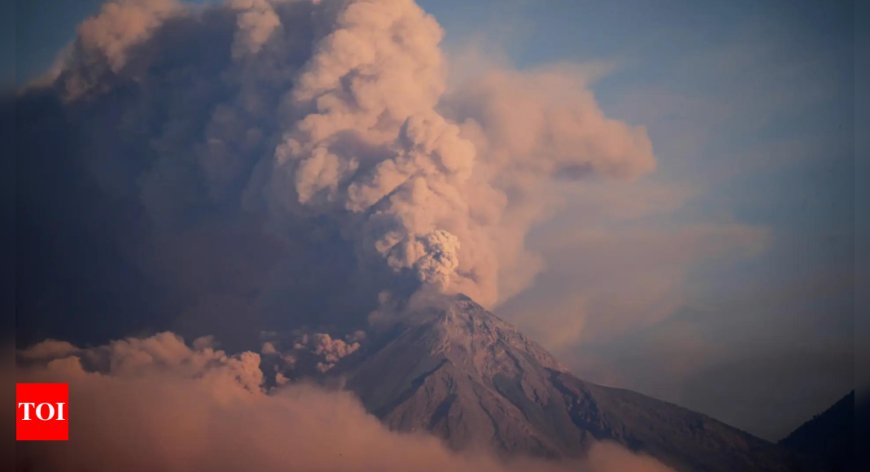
<box><xmin>16</xmin><ymin>0</ymin><xmax>653</xmax><ymax>348</ymax></box>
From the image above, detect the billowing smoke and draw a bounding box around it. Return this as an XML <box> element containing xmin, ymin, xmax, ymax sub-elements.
<box><xmin>75</xmin><ymin>0</ymin><xmax>179</xmax><ymax>73</ymax></box>
<box><xmin>261</xmin><ymin>329</ymin><xmax>364</xmax><ymax>375</ymax></box>
<box><xmin>16</xmin><ymin>0</ymin><xmax>653</xmax><ymax>348</ymax></box>
<box><xmin>254</xmin><ymin>0</ymin><xmax>654</xmax><ymax>305</ymax></box>
<box><xmin>13</xmin><ymin>333</ymin><xmax>674</xmax><ymax>472</ymax></box>
<box><xmin>51</xmin><ymin>0</ymin><xmax>648</xmax><ymax>305</ymax></box>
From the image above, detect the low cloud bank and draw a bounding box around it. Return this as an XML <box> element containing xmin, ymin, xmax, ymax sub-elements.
<box><xmin>15</xmin><ymin>333</ymin><xmax>673</xmax><ymax>472</ymax></box>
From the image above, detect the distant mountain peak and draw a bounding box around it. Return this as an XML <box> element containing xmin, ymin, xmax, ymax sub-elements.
<box><xmin>779</xmin><ymin>391</ymin><xmax>854</xmax><ymax>470</ymax></box>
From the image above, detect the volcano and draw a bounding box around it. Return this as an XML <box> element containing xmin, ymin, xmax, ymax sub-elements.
<box><xmin>329</xmin><ymin>294</ymin><xmax>800</xmax><ymax>472</ymax></box>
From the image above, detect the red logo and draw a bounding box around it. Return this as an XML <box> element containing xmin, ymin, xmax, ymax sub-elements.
<box><xmin>16</xmin><ymin>383</ymin><xmax>69</xmax><ymax>441</ymax></box>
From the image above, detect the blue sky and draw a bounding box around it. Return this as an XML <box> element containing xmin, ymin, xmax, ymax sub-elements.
<box><xmin>11</xmin><ymin>0</ymin><xmax>855</xmax><ymax>440</ymax></box>
<box><xmin>423</xmin><ymin>1</ymin><xmax>854</xmax><ymax>438</ymax></box>
<box><xmin>426</xmin><ymin>0</ymin><xmax>854</xmax><ymax>440</ymax></box>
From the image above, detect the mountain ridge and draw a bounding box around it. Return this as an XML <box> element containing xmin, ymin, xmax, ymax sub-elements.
<box><xmin>779</xmin><ymin>391</ymin><xmax>854</xmax><ymax>471</ymax></box>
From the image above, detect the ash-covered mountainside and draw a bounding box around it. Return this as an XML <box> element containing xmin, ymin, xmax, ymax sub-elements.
<box><xmin>335</xmin><ymin>295</ymin><xmax>800</xmax><ymax>472</ymax></box>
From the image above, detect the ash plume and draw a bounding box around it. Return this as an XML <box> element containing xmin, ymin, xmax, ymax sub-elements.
<box><xmin>16</xmin><ymin>0</ymin><xmax>654</xmax><ymax>346</ymax></box>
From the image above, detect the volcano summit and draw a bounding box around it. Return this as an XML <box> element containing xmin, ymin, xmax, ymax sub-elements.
<box><xmin>298</xmin><ymin>295</ymin><xmax>799</xmax><ymax>472</ymax></box>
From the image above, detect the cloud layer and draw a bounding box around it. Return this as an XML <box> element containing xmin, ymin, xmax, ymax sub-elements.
<box><xmin>14</xmin><ymin>333</ymin><xmax>673</xmax><ymax>472</ymax></box>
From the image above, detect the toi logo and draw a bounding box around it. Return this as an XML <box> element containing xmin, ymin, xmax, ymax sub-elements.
<box><xmin>16</xmin><ymin>383</ymin><xmax>69</xmax><ymax>441</ymax></box>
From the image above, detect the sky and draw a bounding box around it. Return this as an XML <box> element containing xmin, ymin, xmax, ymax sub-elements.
<box><xmin>10</xmin><ymin>0</ymin><xmax>855</xmax><ymax>443</ymax></box>
<box><xmin>420</xmin><ymin>0</ymin><xmax>855</xmax><ymax>440</ymax></box>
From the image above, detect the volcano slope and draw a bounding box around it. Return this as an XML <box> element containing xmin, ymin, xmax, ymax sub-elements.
<box><xmin>334</xmin><ymin>295</ymin><xmax>800</xmax><ymax>472</ymax></box>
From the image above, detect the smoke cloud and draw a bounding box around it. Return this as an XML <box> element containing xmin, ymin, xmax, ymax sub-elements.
<box><xmin>76</xmin><ymin>0</ymin><xmax>179</xmax><ymax>72</ymax></box>
<box><xmin>261</xmin><ymin>329</ymin><xmax>364</xmax><ymax>375</ymax></box>
<box><xmin>16</xmin><ymin>0</ymin><xmax>654</xmax><ymax>347</ymax></box>
<box><xmin>13</xmin><ymin>333</ymin><xmax>673</xmax><ymax>472</ymax></box>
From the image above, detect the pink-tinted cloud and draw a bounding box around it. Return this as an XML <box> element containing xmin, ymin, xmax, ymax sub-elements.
<box><xmin>14</xmin><ymin>333</ymin><xmax>673</xmax><ymax>472</ymax></box>
<box><xmin>498</xmin><ymin>172</ymin><xmax>767</xmax><ymax>353</ymax></box>
<box><xmin>50</xmin><ymin>0</ymin><xmax>657</xmax><ymax>312</ymax></box>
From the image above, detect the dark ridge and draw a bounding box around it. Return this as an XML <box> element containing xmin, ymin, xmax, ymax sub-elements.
<box><xmin>779</xmin><ymin>391</ymin><xmax>855</xmax><ymax>471</ymax></box>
